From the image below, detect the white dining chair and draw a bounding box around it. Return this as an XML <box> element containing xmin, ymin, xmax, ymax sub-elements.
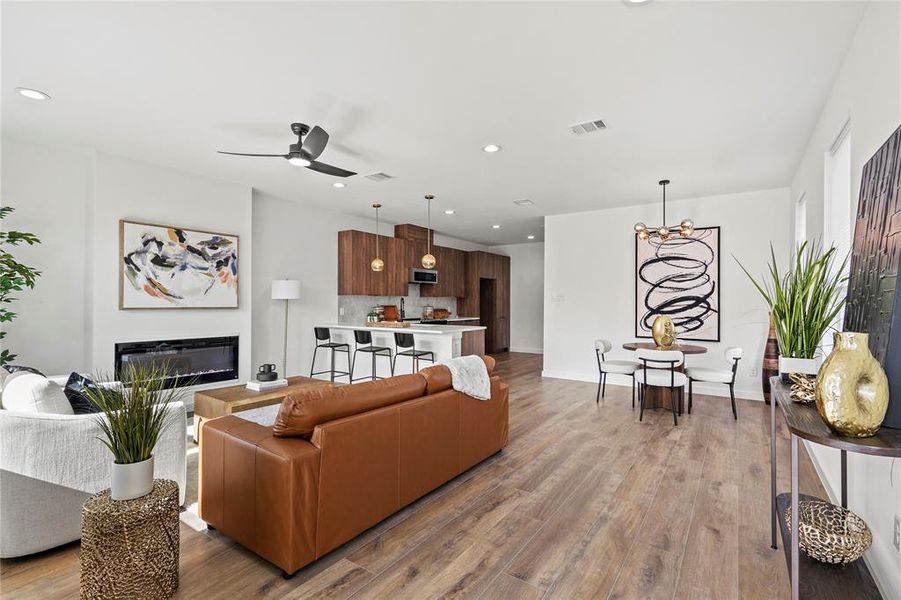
<box><xmin>686</xmin><ymin>346</ymin><xmax>743</xmax><ymax>419</ymax></box>
<box><xmin>594</xmin><ymin>339</ymin><xmax>641</xmax><ymax>407</ymax></box>
<box><xmin>636</xmin><ymin>348</ymin><xmax>687</xmax><ymax>426</ymax></box>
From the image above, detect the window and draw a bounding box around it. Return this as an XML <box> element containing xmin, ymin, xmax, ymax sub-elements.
<box><xmin>822</xmin><ymin>120</ymin><xmax>852</xmax><ymax>352</ymax></box>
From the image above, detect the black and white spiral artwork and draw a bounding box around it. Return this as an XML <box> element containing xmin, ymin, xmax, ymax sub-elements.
<box><xmin>635</xmin><ymin>226</ymin><xmax>720</xmax><ymax>341</ymax></box>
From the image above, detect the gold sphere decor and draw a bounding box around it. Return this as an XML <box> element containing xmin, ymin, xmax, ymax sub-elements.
<box><xmin>421</xmin><ymin>253</ymin><xmax>436</xmax><ymax>269</ymax></box>
<box><xmin>370</xmin><ymin>257</ymin><xmax>384</xmax><ymax>272</ymax></box>
<box><xmin>651</xmin><ymin>315</ymin><xmax>677</xmax><ymax>349</ymax></box>
<box><xmin>784</xmin><ymin>500</ymin><xmax>872</xmax><ymax>565</ymax></box>
<box><xmin>815</xmin><ymin>331</ymin><xmax>889</xmax><ymax>437</ymax></box>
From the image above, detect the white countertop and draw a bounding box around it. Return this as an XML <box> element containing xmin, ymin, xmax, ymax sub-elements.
<box><xmin>323</xmin><ymin>322</ymin><xmax>486</xmax><ymax>334</ymax></box>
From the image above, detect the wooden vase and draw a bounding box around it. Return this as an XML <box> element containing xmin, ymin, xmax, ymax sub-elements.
<box><xmin>762</xmin><ymin>313</ymin><xmax>779</xmax><ymax>405</ymax></box>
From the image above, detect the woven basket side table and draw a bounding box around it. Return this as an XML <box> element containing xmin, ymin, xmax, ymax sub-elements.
<box><xmin>81</xmin><ymin>479</ymin><xmax>180</xmax><ymax>600</ymax></box>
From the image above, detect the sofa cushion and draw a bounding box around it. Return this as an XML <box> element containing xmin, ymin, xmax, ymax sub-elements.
<box><xmin>272</xmin><ymin>374</ymin><xmax>427</xmax><ymax>438</ymax></box>
<box><xmin>1</xmin><ymin>372</ymin><xmax>74</xmax><ymax>414</ymax></box>
<box><xmin>63</xmin><ymin>373</ymin><xmax>103</xmax><ymax>414</ymax></box>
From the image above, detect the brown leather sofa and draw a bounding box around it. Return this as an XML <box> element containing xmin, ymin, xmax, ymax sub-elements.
<box><xmin>198</xmin><ymin>356</ymin><xmax>508</xmax><ymax>576</ymax></box>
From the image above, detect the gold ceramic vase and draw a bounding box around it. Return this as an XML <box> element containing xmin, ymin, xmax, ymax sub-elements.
<box><xmin>651</xmin><ymin>315</ymin><xmax>677</xmax><ymax>350</ymax></box>
<box><xmin>815</xmin><ymin>332</ymin><xmax>888</xmax><ymax>438</ymax></box>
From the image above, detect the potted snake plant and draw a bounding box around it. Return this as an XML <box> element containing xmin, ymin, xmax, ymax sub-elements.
<box><xmin>84</xmin><ymin>362</ymin><xmax>185</xmax><ymax>500</ymax></box>
<box><xmin>736</xmin><ymin>241</ymin><xmax>848</xmax><ymax>382</ymax></box>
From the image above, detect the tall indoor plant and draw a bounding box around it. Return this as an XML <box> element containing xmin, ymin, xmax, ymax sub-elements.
<box><xmin>736</xmin><ymin>241</ymin><xmax>848</xmax><ymax>379</ymax></box>
<box><xmin>0</xmin><ymin>206</ymin><xmax>41</xmax><ymax>366</ymax></box>
<box><xmin>84</xmin><ymin>362</ymin><xmax>185</xmax><ymax>500</ymax></box>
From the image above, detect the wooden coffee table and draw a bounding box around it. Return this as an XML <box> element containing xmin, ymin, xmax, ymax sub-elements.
<box><xmin>193</xmin><ymin>376</ymin><xmax>333</xmax><ymax>441</ymax></box>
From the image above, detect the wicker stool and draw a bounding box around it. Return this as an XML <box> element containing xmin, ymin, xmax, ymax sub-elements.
<box><xmin>81</xmin><ymin>479</ymin><xmax>179</xmax><ymax>599</ymax></box>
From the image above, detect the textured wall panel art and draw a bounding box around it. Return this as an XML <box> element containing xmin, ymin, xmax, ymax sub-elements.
<box><xmin>119</xmin><ymin>220</ymin><xmax>239</xmax><ymax>309</ymax></box>
<box><xmin>635</xmin><ymin>226</ymin><xmax>720</xmax><ymax>341</ymax></box>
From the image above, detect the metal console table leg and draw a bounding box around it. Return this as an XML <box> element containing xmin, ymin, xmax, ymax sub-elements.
<box><xmin>790</xmin><ymin>434</ymin><xmax>800</xmax><ymax>600</ymax></box>
<box><xmin>770</xmin><ymin>389</ymin><xmax>777</xmax><ymax>549</ymax></box>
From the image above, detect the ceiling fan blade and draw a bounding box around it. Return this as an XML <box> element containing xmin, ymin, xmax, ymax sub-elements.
<box><xmin>301</xmin><ymin>126</ymin><xmax>329</xmax><ymax>160</ymax></box>
<box><xmin>217</xmin><ymin>151</ymin><xmax>287</xmax><ymax>157</ymax></box>
<box><xmin>307</xmin><ymin>160</ymin><xmax>356</xmax><ymax>177</ymax></box>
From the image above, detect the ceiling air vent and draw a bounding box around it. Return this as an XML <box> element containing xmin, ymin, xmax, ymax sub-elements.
<box><xmin>513</xmin><ymin>199</ymin><xmax>535</xmax><ymax>207</ymax></box>
<box><xmin>364</xmin><ymin>171</ymin><xmax>395</xmax><ymax>182</ymax></box>
<box><xmin>569</xmin><ymin>119</ymin><xmax>607</xmax><ymax>135</ymax></box>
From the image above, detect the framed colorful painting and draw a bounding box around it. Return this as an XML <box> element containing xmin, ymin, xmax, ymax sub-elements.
<box><xmin>635</xmin><ymin>225</ymin><xmax>720</xmax><ymax>342</ymax></box>
<box><xmin>119</xmin><ymin>220</ymin><xmax>239</xmax><ymax>309</ymax></box>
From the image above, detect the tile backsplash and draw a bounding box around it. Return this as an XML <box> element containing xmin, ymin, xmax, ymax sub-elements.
<box><xmin>338</xmin><ymin>285</ymin><xmax>458</xmax><ymax>324</ymax></box>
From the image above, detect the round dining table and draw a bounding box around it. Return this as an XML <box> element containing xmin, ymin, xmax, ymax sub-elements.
<box><xmin>622</xmin><ymin>342</ymin><xmax>708</xmax><ymax>410</ymax></box>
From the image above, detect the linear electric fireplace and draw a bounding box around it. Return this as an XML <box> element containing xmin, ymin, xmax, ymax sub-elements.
<box><xmin>114</xmin><ymin>335</ymin><xmax>239</xmax><ymax>389</ymax></box>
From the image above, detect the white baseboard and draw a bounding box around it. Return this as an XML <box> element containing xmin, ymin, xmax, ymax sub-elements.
<box><xmin>540</xmin><ymin>369</ymin><xmax>763</xmax><ymax>401</ymax></box>
<box><xmin>510</xmin><ymin>347</ymin><xmax>543</xmax><ymax>354</ymax></box>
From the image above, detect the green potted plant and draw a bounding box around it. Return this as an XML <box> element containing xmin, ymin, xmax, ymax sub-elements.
<box><xmin>84</xmin><ymin>362</ymin><xmax>186</xmax><ymax>500</ymax></box>
<box><xmin>736</xmin><ymin>241</ymin><xmax>848</xmax><ymax>381</ymax></box>
<box><xmin>0</xmin><ymin>206</ymin><xmax>41</xmax><ymax>366</ymax></box>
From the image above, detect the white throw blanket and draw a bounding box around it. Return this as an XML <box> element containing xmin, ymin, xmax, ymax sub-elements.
<box><xmin>441</xmin><ymin>356</ymin><xmax>491</xmax><ymax>401</ymax></box>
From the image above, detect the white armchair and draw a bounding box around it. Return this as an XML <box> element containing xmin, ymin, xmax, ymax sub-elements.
<box><xmin>0</xmin><ymin>401</ymin><xmax>187</xmax><ymax>558</ymax></box>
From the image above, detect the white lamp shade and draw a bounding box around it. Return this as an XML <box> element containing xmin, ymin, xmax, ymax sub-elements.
<box><xmin>271</xmin><ymin>279</ymin><xmax>301</xmax><ymax>300</ymax></box>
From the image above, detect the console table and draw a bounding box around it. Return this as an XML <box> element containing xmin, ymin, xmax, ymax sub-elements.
<box><xmin>193</xmin><ymin>376</ymin><xmax>333</xmax><ymax>441</ymax></box>
<box><xmin>769</xmin><ymin>378</ymin><xmax>901</xmax><ymax>599</ymax></box>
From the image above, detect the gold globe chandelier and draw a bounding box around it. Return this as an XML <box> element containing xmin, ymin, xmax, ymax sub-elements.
<box><xmin>421</xmin><ymin>194</ymin><xmax>437</xmax><ymax>269</ymax></box>
<box><xmin>371</xmin><ymin>203</ymin><xmax>385</xmax><ymax>272</ymax></box>
<box><xmin>634</xmin><ymin>179</ymin><xmax>694</xmax><ymax>242</ymax></box>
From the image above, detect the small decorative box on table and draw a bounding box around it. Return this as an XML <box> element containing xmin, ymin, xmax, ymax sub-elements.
<box><xmin>81</xmin><ymin>479</ymin><xmax>179</xmax><ymax>600</ymax></box>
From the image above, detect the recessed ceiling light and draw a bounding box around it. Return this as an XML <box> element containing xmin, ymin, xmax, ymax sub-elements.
<box><xmin>16</xmin><ymin>87</ymin><xmax>50</xmax><ymax>101</ymax></box>
<box><xmin>492</xmin><ymin>224</ymin><xmax>502</xmax><ymax>229</ymax></box>
<box><xmin>444</xmin><ymin>209</ymin><xmax>455</xmax><ymax>215</ymax></box>
<box><xmin>527</xmin><ymin>234</ymin><xmax>535</xmax><ymax>240</ymax></box>
<box><xmin>482</xmin><ymin>144</ymin><xmax>501</xmax><ymax>153</ymax></box>
<box><xmin>625</xmin><ymin>0</ymin><xmax>652</xmax><ymax>4</ymax></box>
<box><xmin>333</xmin><ymin>182</ymin><xmax>345</xmax><ymax>188</ymax></box>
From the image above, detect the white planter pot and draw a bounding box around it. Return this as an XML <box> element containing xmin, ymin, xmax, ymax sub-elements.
<box><xmin>110</xmin><ymin>456</ymin><xmax>154</xmax><ymax>501</ymax></box>
<box><xmin>779</xmin><ymin>356</ymin><xmax>822</xmax><ymax>383</ymax></box>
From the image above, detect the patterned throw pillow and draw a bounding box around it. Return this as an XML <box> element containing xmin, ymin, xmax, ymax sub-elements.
<box><xmin>64</xmin><ymin>373</ymin><xmax>103</xmax><ymax>414</ymax></box>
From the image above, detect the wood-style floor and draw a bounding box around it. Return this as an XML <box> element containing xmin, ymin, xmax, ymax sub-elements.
<box><xmin>1</xmin><ymin>352</ymin><xmax>823</xmax><ymax>599</ymax></box>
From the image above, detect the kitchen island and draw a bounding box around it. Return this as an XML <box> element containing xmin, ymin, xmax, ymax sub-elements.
<box><xmin>313</xmin><ymin>322</ymin><xmax>486</xmax><ymax>380</ymax></box>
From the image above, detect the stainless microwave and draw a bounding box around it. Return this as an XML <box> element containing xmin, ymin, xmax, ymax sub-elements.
<box><xmin>409</xmin><ymin>268</ymin><xmax>438</xmax><ymax>284</ymax></box>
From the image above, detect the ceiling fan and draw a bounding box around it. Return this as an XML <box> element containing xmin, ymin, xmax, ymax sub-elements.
<box><xmin>218</xmin><ymin>122</ymin><xmax>356</xmax><ymax>177</ymax></box>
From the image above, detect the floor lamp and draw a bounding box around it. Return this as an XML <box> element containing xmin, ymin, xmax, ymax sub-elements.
<box><xmin>271</xmin><ymin>279</ymin><xmax>301</xmax><ymax>377</ymax></box>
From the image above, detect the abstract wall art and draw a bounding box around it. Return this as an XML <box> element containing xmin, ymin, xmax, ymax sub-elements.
<box><xmin>635</xmin><ymin>226</ymin><xmax>720</xmax><ymax>341</ymax></box>
<box><xmin>119</xmin><ymin>220</ymin><xmax>239</xmax><ymax>309</ymax></box>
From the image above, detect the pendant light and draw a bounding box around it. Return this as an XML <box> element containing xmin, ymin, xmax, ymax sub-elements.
<box><xmin>371</xmin><ymin>203</ymin><xmax>385</xmax><ymax>272</ymax></box>
<box><xmin>421</xmin><ymin>194</ymin><xmax>437</xmax><ymax>269</ymax></box>
<box><xmin>633</xmin><ymin>179</ymin><xmax>694</xmax><ymax>243</ymax></box>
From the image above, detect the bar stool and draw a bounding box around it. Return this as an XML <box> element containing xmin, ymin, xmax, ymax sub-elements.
<box><xmin>392</xmin><ymin>332</ymin><xmax>435</xmax><ymax>374</ymax></box>
<box><xmin>350</xmin><ymin>330</ymin><xmax>394</xmax><ymax>382</ymax></box>
<box><xmin>310</xmin><ymin>327</ymin><xmax>351</xmax><ymax>382</ymax></box>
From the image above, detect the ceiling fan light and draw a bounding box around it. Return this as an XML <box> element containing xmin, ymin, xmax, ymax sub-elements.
<box><xmin>288</xmin><ymin>156</ymin><xmax>311</xmax><ymax>167</ymax></box>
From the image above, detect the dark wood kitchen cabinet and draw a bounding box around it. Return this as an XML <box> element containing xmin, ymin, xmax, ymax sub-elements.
<box><xmin>458</xmin><ymin>251</ymin><xmax>510</xmax><ymax>353</ymax></box>
<box><xmin>338</xmin><ymin>230</ymin><xmax>407</xmax><ymax>296</ymax></box>
<box><xmin>421</xmin><ymin>245</ymin><xmax>466</xmax><ymax>298</ymax></box>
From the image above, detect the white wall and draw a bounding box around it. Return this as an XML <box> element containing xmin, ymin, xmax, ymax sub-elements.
<box><xmin>90</xmin><ymin>153</ymin><xmax>253</xmax><ymax>380</ymax></box>
<box><xmin>1</xmin><ymin>140</ymin><xmax>94</xmax><ymax>374</ymax></box>
<box><xmin>1</xmin><ymin>139</ymin><xmax>254</xmax><ymax>391</ymax></box>
<box><xmin>492</xmin><ymin>242</ymin><xmax>544</xmax><ymax>353</ymax></box>
<box><xmin>790</xmin><ymin>3</ymin><xmax>901</xmax><ymax>594</ymax></box>
<box><xmin>543</xmin><ymin>187</ymin><xmax>791</xmax><ymax>401</ymax></box>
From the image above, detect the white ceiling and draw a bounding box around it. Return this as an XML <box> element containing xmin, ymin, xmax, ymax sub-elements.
<box><xmin>2</xmin><ymin>1</ymin><xmax>865</xmax><ymax>245</ymax></box>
